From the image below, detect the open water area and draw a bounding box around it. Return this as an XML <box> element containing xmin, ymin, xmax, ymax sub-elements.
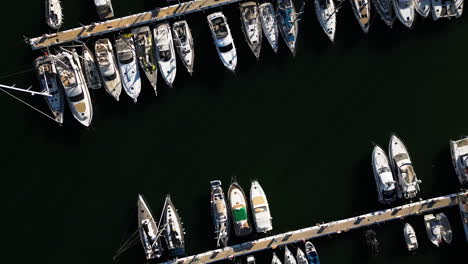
<box><xmin>0</xmin><ymin>1</ymin><xmax>467</xmax><ymax>264</ymax></box>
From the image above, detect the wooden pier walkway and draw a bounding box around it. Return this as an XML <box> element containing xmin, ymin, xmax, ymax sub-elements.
<box><xmin>161</xmin><ymin>191</ymin><xmax>467</xmax><ymax>264</ymax></box>
<box><xmin>28</xmin><ymin>0</ymin><xmax>243</xmax><ymax>50</ymax></box>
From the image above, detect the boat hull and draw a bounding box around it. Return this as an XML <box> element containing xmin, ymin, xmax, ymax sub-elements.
<box><xmin>228</xmin><ymin>182</ymin><xmax>252</xmax><ymax>236</ymax></box>
<box><xmin>259</xmin><ymin>3</ymin><xmax>279</xmax><ymax>52</ymax></box>
<box><xmin>372</xmin><ymin>145</ymin><xmax>397</xmax><ymax>204</ymax></box>
<box><xmin>403</xmin><ymin>223</ymin><xmax>418</xmax><ymax>251</ymax></box>
<box><xmin>207</xmin><ymin>12</ymin><xmax>238</xmax><ymax>72</ymax></box>
<box><xmin>210</xmin><ymin>180</ymin><xmax>230</xmax><ymax>247</ymax></box>
<box><xmin>115</xmin><ymin>35</ymin><xmax>141</xmax><ymax>103</ymax></box>
<box><xmin>172</xmin><ymin>21</ymin><xmax>195</xmax><ymax>74</ymax></box>
<box><xmin>137</xmin><ymin>195</ymin><xmax>162</xmax><ymax>260</ymax></box>
<box><xmin>277</xmin><ymin>0</ymin><xmax>299</xmax><ymax>56</ymax></box>
<box><xmin>95</xmin><ymin>38</ymin><xmax>122</xmax><ymax>101</ymax></box>
<box><xmin>450</xmin><ymin>138</ymin><xmax>468</xmax><ymax>185</ymax></box>
<box><xmin>162</xmin><ymin>195</ymin><xmax>185</xmax><ymax>256</ymax></box>
<box><xmin>373</xmin><ymin>0</ymin><xmax>395</xmax><ymax>27</ymax></box>
<box><xmin>250</xmin><ymin>180</ymin><xmax>273</xmax><ymax>232</ymax></box>
<box><xmin>240</xmin><ymin>2</ymin><xmax>263</xmax><ymax>59</ymax></box>
<box><xmin>350</xmin><ymin>0</ymin><xmax>371</xmax><ymax>33</ymax></box>
<box><xmin>393</xmin><ymin>0</ymin><xmax>415</xmax><ymax>28</ymax></box>
<box><xmin>314</xmin><ymin>0</ymin><xmax>337</xmax><ymax>42</ymax></box>
<box><xmin>154</xmin><ymin>23</ymin><xmax>178</xmax><ymax>87</ymax></box>
<box><xmin>133</xmin><ymin>26</ymin><xmax>158</xmax><ymax>95</ymax></box>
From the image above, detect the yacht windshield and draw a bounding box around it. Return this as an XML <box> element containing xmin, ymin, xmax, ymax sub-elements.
<box><xmin>175</xmin><ymin>25</ymin><xmax>187</xmax><ymax>43</ymax></box>
<box><xmin>159</xmin><ymin>47</ymin><xmax>172</xmax><ymax>62</ymax></box>
<box><xmin>104</xmin><ymin>71</ymin><xmax>117</xmax><ymax>81</ymax></box>
<box><xmin>382</xmin><ymin>190</ymin><xmax>395</xmax><ymax>200</ymax></box>
<box><xmin>118</xmin><ymin>50</ymin><xmax>134</xmax><ymax>64</ymax></box>
<box><xmin>212</xmin><ymin>17</ymin><xmax>228</xmax><ymax>39</ymax></box>
<box><xmin>219</xmin><ymin>43</ymin><xmax>233</xmax><ymax>53</ymax></box>
<box><xmin>69</xmin><ymin>92</ymin><xmax>84</xmax><ymax>102</ymax></box>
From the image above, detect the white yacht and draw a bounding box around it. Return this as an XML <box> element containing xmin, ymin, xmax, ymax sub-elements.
<box><xmin>372</xmin><ymin>145</ymin><xmax>397</xmax><ymax>204</ymax></box>
<box><xmin>450</xmin><ymin>137</ymin><xmax>468</xmax><ymax>185</ymax></box>
<box><xmin>132</xmin><ymin>26</ymin><xmax>158</xmax><ymax>95</ymax></box>
<box><xmin>250</xmin><ymin>180</ymin><xmax>272</xmax><ymax>233</ymax></box>
<box><xmin>271</xmin><ymin>253</ymin><xmax>282</xmax><ymax>264</ymax></box>
<box><xmin>172</xmin><ymin>20</ymin><xmax>195</xmax><ymax>75</ymax></box>
<box><xmin>228</xmin><ymin>182</ymin><xmax>252</xmax><ymax>237</ymax></box>
<box><xmin>296</xmin><ymin>248</ymin><xmax>307</xmax><ymax>264</ymax></box>
<box><xmin>388</xmin><ymin>134</ymin><xmax>421</xmax><ymax>199</ymax></box>
<box><xmin>350</xmin><ymin>0</ymin><xmax>371</xmax><ymax>33</ymax></box>
<box><xmin>115</xmin><ymin>34</ymin><xmax>141</xmax><ymax>103</ymax></box>
<box><xmin>403</xmin><ymin>223</ymin><xmax>418</xmax><ymax>251</ymax></box>
<box><xmin>305</xmin><ymin>242</ymin><xmax>320</xmax><ymax>264</ymax></box>
<box><xmin>154</xmin><ymin>23</ymin><xmax>177</xmax><ymax>87</ymax></box>
<box><xmin>314</xmin><ymin>0</ymin><xmax>337</xmax><ymax>42</ymax></box>
<box><xmin>210</xmin><ymin>180</ymin><xmax>230</xmax><ymax>247</ymax></box>
<box><xmin>94</xmin><ymin>38</ymin><xmax>122</xmax><ymax>101</ymax></box>
<box><xmin>240</xmin><ymin>2</ymin><xmax>263</xmax><ymax>59</ymax></box>
<box><xmin>94</xmin><ymin>0</ymin><xmax>114</xmax><ymax>20</ymax></box>
<box><xmin>259</xmin><ymin>3</ymin><xmax>279</xmax><ymax>53</ymax></box>
<box><xmin>414</xmin><ymin>0</ymin><xmax>431</xmax><ymax>17</ymax></box>
<box><xmin>431</xmin><ymin>0</ymin><xmax>464</xmax><ymax>20</ymax></box>
<box><xmin>45</xmin><ymin>0</ymin><xmax>63</xmax><ymax>29</ymax></box>
<box><xmin>55</xmin><ymin>50</ymin><xmax>93</xmax><ymax>127</ymax></box>
<box><xmin>277</xmin><ymin>0</ymin><xmax>299</xmax><ymax>56</ymax></box>
<box><xmin>373</xmin><ymin>0</ymin><xmax>395</xmax><ymax>27</ymax></box>
<box><xmin>207</xmin><ymin>12</ymin><xmax>238</xmax><ymax>72</ymax></box>
<box><xmin>284</xmin><ymin>246</ymin><xmax>297</xmax><ymax>264</ymax></box>
<box><xmin>393</xmin><ymin>0</ymin><xmax>416</xmax><ymax>28</ymax></box>
<box><xmin>458</xmin><ymin>192</ymin><xmax>468</xmax><ymax>242</ymax></box>
<box><xmin>424</xmin><ymin>214</ymin><xmax>442</xmax><ymax>247</ymax></box>
<box><xmin>34</xmin><ymin>55</ymin><xmax>65</xmax><ymax>124</ymax></box>
<box><xmin>436</xmin><ymin>213</ymin><xmax>452</xmax><ymax>244</ymax></box>
<box><xmin>82</xmin><ymin>47</ymin><xmax>102</xmax><ymax>90</ymax></box>
<box><xmin>161</xmin><ymin>195</ymin><xmax>185</xmax><ymax>256</ymax></box>
<box><xmin>137</xmin><ymin>195</ymin><xmax>163</xmax><ymax>260</ymax></box>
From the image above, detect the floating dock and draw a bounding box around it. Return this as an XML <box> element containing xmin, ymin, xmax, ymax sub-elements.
<box><xmin>160</xmin><ymin>191</ymin><xmax>467</xmax><ymax>264</ymax></box>
<box><xmin>28</xmin><ymin>0</ymin><xmax>243</xmax><ymax>50</ymax></box>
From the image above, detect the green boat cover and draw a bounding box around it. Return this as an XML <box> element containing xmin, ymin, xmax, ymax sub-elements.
<box><xmin>233</xmin><ymin>207</ymin><xmax>248</xmax><ymax>222</ymax></box>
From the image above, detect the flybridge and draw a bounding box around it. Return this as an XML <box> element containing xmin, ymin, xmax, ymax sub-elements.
<box><xmin>28</xmin><ymin>0</ymin><xmax>244</xmax><ymax>50</ymax></box>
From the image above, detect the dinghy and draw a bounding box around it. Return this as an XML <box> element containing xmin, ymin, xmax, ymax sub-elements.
<box><xmin>161</xmin><ymin>195</ymin><xmax>185</xmax><ymax>256</ymax></box>
<box><xmin>296</xmin><ymin>248</ymin><xmax>308</xmax><ymax>264</ymax></box>
<box><xmin>210</xmin><ymin>180</ymin><xmax>230</xmax><ymax>247</ymax></box>
<box><xmin>55</xmin><ymin>50</ymin><xmax>93</xmax><ymax>127</ymax></box>
<box><xmin>305</xmin><ymin>242</ymin><xmax>320</xmax><ymax>264</ymax></box>
<box><xmin>172</xmin><ymin>20</ymin><xmax>195</xmax><ymax>75</ymax></box>
<box><xmin>34</xmin><ymin>54</ymin><xmax>65</xmax><ymax>124</ymax></box>
<box><xmin>350</xmin><ymin>0</ymin><xmax>371</xmax><ymax>33</ymax></box>
<box><xmin>115</xmin><ymin>34</ymin><xmax>141</xmax><ymax>103</ymax></box>
<box><xmin>228</xmin><ymin>182</ymin><xmax>252</xmax><ymax>236</ymax></box>
<box><xmin>259</xmin><ymin>3</ymin><xmax>279</xmax><ymax>53</ymax></box>
<box><xmin>137</xmin><ymin>195</ymin><xmax>163</xmax><ymax>260</ymax></box>
<box><xmin>277</xmin><ymin>0</ymin><xmax>299</xmax><ymax>56</ymax></box>
<box><xmin>45</xmin><ymin>0</ymin><xmax>63</xmax><ymax>29</ymax></box>
<box><xmin>314</xmin><ymin>0</ymin><xmax>337</xmax><ymax>42</ymax></box>
<box><xmin>95</xmin><ymin>38</ymin><xmax>122</xmax><ymax>101</ymax></box>
<box><xmin>414</xmin><ymin>0</ymin><xmax>431</xmax><ymax>17</ymax></box>
<box><xmin>388</xmin><ymin>134</ymin><xmax>421</xmax><ymax>199</ymax></box>
<box><xmin>372</xmin><ymin>145</ymin><xmax>397</xmax><ymax>204</ymax></box>
<box><xmin>424</xmin><ymin>214</ymin><xmax>442</xmax><ymax>247</ymax></box>
<box><xmin>450</xmin><ymin>137</ymin><xmax>468</xmax><ymax>185</ymax></box>
<box><xmin>154</xmin><ymin>23</ymin><xmax>177</xmax><ymax>87</ymax></box>
<box><xmin>284</xmin><ymin>246</ymin><xmax>297</xmax><ymax>264</ymax></box>
<box><xmin>132</xmin><ymin>26</ymin><xmax>158</xmax><ymax>94</ymax></box>
<box><xmin>240</xmin><ymin>2</ymin><xmax>263</xmax><ymax>59</ymax></box>
<box><xmin>250</xmin><ymin>180</ymin><xmax>272</xmax><ymax>233</ymax></box>
<box><xmin>373</xmin><ymin>0</ymin><xmax>395</xmax><ymax>27</ymax></box>
<box><xmin>207</xmin><ymin>12</ymin><xmax>238</xmax><ymax>72</ymax></box>
<box><xmin>403</xmin><ymin>223</ymin><xmax>418</xmax><ymax>251</ymax></box>
<box><xmin>393</xmin><ymin>0</ymin><xmax>415</xmax><ymax>28</ymax></box>
<box><xmin>81</xmin><ymin>46</ymin><xmax>102</xmax><ymax>90</ymax></box>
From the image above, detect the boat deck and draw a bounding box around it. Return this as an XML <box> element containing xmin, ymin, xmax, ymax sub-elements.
<box><xmin>160</xmin><ymin>191</ymin><xmax>467</xmax><ymax>264</ymax></box>
<box><xmin>29</xmin><ymin>0</ymin><xmax>243</xmax><ymax>50</ymax></box>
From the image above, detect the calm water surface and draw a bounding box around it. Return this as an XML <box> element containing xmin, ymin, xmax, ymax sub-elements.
<box><xmin>0</xmin><ymin>1</ymin><xmax>467</xmax><ymax>264</ymax></box>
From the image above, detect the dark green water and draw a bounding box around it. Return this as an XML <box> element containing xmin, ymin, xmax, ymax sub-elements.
<box><xmin>0</xmin><ymin>1</ymin><xmax>467</xmax><ymax>264</ymax></box>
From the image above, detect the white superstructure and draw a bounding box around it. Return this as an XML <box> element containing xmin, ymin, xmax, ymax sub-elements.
<box><xmin>154</xmin><ymin>23</ymin><xmax>177</xmax><ymax>87</ymax></box>
<box><xmin>250</xmin><ymin>180</ymin><xmax>273</xmax><ymax>233</ymax></box>
<box><xmin>259</xmin><ymin>3</ymin><xmax>279</xmax><ymax>53</ymax></box>
<box><xmin>314</xmin><ymin>0</ymin><xmax>337</xmax><ymax>42</ymax></box>
<box><xmin>207</xmin><ymin>12</ymin><xmax>238</xmax><ymax>72</ymax></box>
<box><xmin>372</xmin><ymin>145</ymin><xmax>397</xmax><ymax>203</ymax></box>
<box><xmin>95</xmin><ymin>38</ymin><xmax>122</xmax><ymax>101</ymax></box>
<box><xmin>450</xmin><ymin>137</ymin><xmax>468</xmax><ymax>185</ymax></box>
<box><xmin>388</xmin><ymin>134</ymin><xmax>421</xmax><ymax>199</ymax></box>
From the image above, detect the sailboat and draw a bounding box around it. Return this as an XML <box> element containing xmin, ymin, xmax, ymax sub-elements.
<box><xmin>172</xmin><ymin>20</ymin><xmax>195</xmax><ymax>75</ymax></box>
<box><xmin>81</xmin><ymin>46</ymin><xmax>102</xmax><ymax>90</ymax></box>
<box><xmin>373</xmin><ymin>0</ymin><xmax>395</xmax><ymax>27</ymax></box>
<box><xmin>34</xmin><ymin>54</ymin><xmax>65</xmax><ymax>124</ymax></box>
<box><xmin>161</xmin><ymin>195</ymin><xmax>185</xmax><ymax>256</ymax></box>
<box><xmin>250</xmin><ymin>180</ymin><xmax>273</xmax><ymax>233</ymax></box>
<box><xmin>350</xmin><ymin>0</ymin><xmax>371</xmax><ymax>33</ymax></box>
<box><xmin>154</xmin><ymin>23</ymin><xmax>177</xmax><ymax>87</ymax></box>
<box><xmin>277</xmin><ymin>0</ymin><xmax>299</xmax><ymax>56</ymax></box>
<box><xmin>132</xmin><ymin>26</ymin><xmax>158</xmax><ymax>95</ymax></box>
<box><xmin>115</xmin><ymin>34</ymin><xmax>141</xmax><ymax>103</ymax></box>
<box><xmin>137</xmin><ymin>195</ymin><xmax>163</xmax><ymax>260</ymax></box>
<box><xmin>45</xmin><ymin>0</ymin><xmax>63</xmax><ymax>29</ymax></box>
<box><xmin>210</xmin><ymin>180</ymin><xmax>230</xmax><ymax>247</ymax></box>
<box><xmin>94</xmin><ymin>38</ymin><xmax>122</xmax><ymax>101</ymax></box>
<box><xmin>55</xmin><ymin>50</ymin><xmax>93</xmax><ymax>127</ymax></box>
<box><xmin>414</xmin><ymin>0</ymin><xmax>431</xmax><ymax>17</ymax></box>
<box><xmin>259</xmin><ymin>3</ymin><xmax>279</xmax><ymax>53</ymax></box>
<box><xmin>228</xmin><ymin>182</ymin><xmax>252</xmax><ymax>236</ymax></box>
<box><xmin>403</xmin><ymin>223</ymin><xmax>418</xmax><ymax>251</ymax></box>
<box><xmin>314</xmin><ymin>0</ymin><xmax>337</xmax><ymax>42</ymax></box>
<box><xmin>284</xmin><ymin>246</ymin><xmax>297</xmax><ymax>264</ymax></box>
<box><xmin>392</xmin><ymin>0</ymin><xmax>415</xmax><ymax>28</ymax></box>
<box><xmin>239</xmin><ymin>2</ymin><xmax>263</xmax><ymax>59</ymax></box>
